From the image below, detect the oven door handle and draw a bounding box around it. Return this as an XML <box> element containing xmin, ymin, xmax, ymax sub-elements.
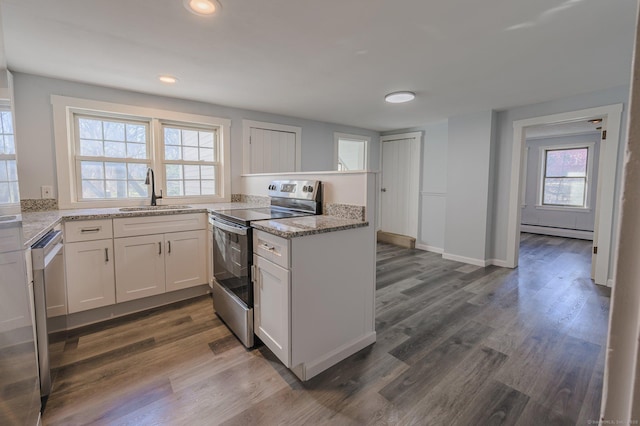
<box><xmin>211</xmin><ymin>217</ymin><xmax>248</xmax><ymax>236</ymax></box>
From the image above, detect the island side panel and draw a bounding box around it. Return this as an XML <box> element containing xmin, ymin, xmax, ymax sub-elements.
<box><xmin>290</xmin><ymin>225</ymin><xmax>376</xmax><ymax>378</ymax></box>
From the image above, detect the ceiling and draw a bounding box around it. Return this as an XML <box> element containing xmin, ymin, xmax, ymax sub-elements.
<box><xmin>0</xmin><ymin>0</ymin><xmax>636</xmax><ymax>132</ymax></box>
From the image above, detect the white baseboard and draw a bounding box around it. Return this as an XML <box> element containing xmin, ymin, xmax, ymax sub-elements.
<box><xmin>607</xmin><ymin>278</ymin><xmax>614</xmax><ymax>288</ymax></box>
<box><xmin>415</xmin><ymin>243</ymin><xmax>444</xmax><ymax>254</ymax></box>
<box><xmin>521</xmin><ymin>225</ymin><xmax>593</xmax><ymax>240</ymax></box>
<box><xmin>442</xmin><ymin>252</ymin><xmax>489</xmax><ymax>267</ymax></box>
<box><xmin>489</xmin><ymin>259</ymin><xmax>511</xmax><ymax>268</ymax></box>
<box><xmin>292</xmin><ymin>332</ymin><xmax>377</xmax><ymax>381</ymax></box>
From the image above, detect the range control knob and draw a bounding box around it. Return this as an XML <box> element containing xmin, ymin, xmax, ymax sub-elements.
<box><xmin>307</xmin><ymin>186</ymin><xmax>314</xmax><ymax>193</ymax></box>
<box><xmin>302</xmin><ymin>185</ymin><xmax>308</xmax><ymax>192</ymax></box>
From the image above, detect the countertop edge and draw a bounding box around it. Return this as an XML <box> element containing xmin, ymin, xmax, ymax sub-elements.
<box><xmin>251</xmin><ymin>220</ymin><xmax>369</xmax><ymax>239</ymax></box>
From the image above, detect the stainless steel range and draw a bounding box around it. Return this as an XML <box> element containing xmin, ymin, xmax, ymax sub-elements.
<box><xmin>209</xmin><ymin>180</ymin><xmax>322</xmax><ymax>347</ymax></box>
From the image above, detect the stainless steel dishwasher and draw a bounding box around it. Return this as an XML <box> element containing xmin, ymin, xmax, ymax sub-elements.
<box><xmin>31</xmin><ymin>229</ymin><xmax>64</xmax><ymax>398</ymax></box>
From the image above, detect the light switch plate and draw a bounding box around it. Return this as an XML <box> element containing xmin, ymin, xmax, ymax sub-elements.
<box><xmin>41</xmin><ymin>185</ymin><xmax>53</xmax><ymax>199</ymax></box>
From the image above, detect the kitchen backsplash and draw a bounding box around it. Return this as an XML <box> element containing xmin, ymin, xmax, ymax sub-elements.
<box><xmin>21</xmin><ymin>199</ymin><xmax>58</xmax><ymax>212</ymax></box>
<box><xmin>324</xmin><ymin>203</ymin><xmax>366</xmax><ymax>221</ymax></box>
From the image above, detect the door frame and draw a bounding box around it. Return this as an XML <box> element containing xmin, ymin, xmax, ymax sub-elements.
<box><xmin>378</xmin><ymin>131</ymin><xmax>423</xmax><ymax>238</ymax></box>
<box><xmin>505</xmin><ymin>104</ymin><xmax>623</xmax><ymax>286</ymax></box>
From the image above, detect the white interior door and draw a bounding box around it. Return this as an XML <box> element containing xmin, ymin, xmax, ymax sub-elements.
<box><xmin>379</xmin><ymin>133</ymin><xmax>421</xmax><ymax>238</ymax></box>
<box><xmin>249</xmin><ymin>127</ymin><xmax>296</xmax><ymax>173</ymax></box>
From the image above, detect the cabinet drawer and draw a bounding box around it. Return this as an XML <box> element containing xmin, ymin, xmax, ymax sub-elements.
<box><xmin>253</xmin><ymin>229</ymin><xmax>289</xmax><ymax>269</ymax></box>
<box><xmin>113</xmin><ymin>213</ymin><xmax>206</xmax><ymax>238</ymax></box>
<box><xmin>65</xmin><ymin>219</ymin><xmax>113</xmax><ymax>242</ymax></box>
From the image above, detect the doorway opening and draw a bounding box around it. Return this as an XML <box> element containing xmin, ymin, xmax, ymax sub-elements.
<box><xmin>506</xmin><ymin>104</ymin><xmax>623</xmax><ymax>286</ymax></box>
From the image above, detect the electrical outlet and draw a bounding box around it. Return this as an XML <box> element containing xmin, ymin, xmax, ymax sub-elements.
<box><xmin>41</xmin><ymin>185</ymin><xmax>53</xmax><ymax>199</ymax></box>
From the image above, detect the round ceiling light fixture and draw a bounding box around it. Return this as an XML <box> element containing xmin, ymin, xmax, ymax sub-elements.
<box><xmin>158</xmin><ymin>75</ymin><xmax>178</xmax><ymax>84</ymax></box>
<box><xmin>184</xmin><ymin>0</ymin><xmax>220</xmax><ymax>16</ymax></box>
<box><xmin>385</xmin><ymin>91</ymin><xmax>416</xmax><ymax>104</ymax></box>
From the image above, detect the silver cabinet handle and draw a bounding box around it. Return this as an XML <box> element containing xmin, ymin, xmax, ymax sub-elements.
<box><xmin>105</xmin><ymin>248</ymin><xmax>109</xmax><ymax>262</ymax></box>
<box><xmin>168</xmin><ymin>241</ymin><xmax>171</xmax><ymax>254</ymax></box>
<box><xmin>260</xmin><ymin>243</ymin><xmax>275</xmax><ymax>252</ymax></box>
<box><xmin>158</xmin><ymin>242</ymin><xmax>162</xmax><ymax>255</ymax></box>
<box><xmin>81</xmin><ymin>227</ymin><xmax>101</xmax><ymax>233</ymax></box>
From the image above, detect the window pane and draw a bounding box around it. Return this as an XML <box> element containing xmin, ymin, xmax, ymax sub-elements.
<box><xmin>164</xmin><ymin>128</ymin><xmax>180</xmax><ymax>145</ymax></box>
<box><xmin>183</xmin><ymin>146</ymin><xmax>199</xmax><ymax>161</ymax></box>
<box><xmin>80</xmin><ymin>139</ymin><xmax>104</xmax><ymax>156</ymax></box>
<box><xmin>4</xmin><ymin>135</ymin><xmax>14</xmax><ymax>154</ymax></box>
<box><xmin>199</xmin><ymin>131</ymin><xmax>214</xmax><ymax>148</ymax></box>
<box><xmin>105</xmin><ymin>180</ymin><xmax>126</xmax><ymax>198</ymax></box>
<box><xmin>105</xmin><ymin>162</ymin><xmax>126</xmax><ymax>180</ymax></box>
<box><xmin>7</xmin><ymin>160</ymin><xmax>17</xmax><ymax>180</ymax></box>
<box><xmin>82</xmin><ymin>180</ymin><xmax>105</xmax><ymax>199</ymax></box>
<box><xmin>543</xmin><ymin>177</ymin><xmax>586</xmax><ymax>206</ymax></box>
<box><xmin>128</xmin><ymin>163</ymin><xmax>148</xmax><ymax>180</ymax></box>
<box><xmin>184</xmin><ymin>180</ymin><xmax>200</xmax><ymax>196</ymax></box>
<box><xmin>0</xmin><ymin>161</ymin><xmax>7</xmax><ymax>180</ymax></box>
<box><xmin>104</xmin><ymin>121</ymin><xmax>125</xmax><ymax>141</ymax></box>
<box><xmin>201</xmin><ymin>180</ymin><xmax>215</xmax><ymax>195</ymax></box>
<box><xmin>184</xmin><ymin>165</ymin><xmax>200</xmax><ymax>180</ymax></box>
<box><xmin>127</xmin><ymin>142</ymin><xmax>146</xmax><ymax>159</ymax></box>
<box><xmin>338</xmin><ymin>139</ymin><xmax>366</xmax><ymax>171</ymax></box>
<box><xmin>1</xmin><ymin>112</ymin><xmax>13</xmax><ymax>134</ymax></box>
<box><xmin>104</xmin><ymin>141</ymin><xmax>126</xmax><ymax>158</ymax></box>
<box><xmin>78</xmin><ymin>118</ymin><xmax>103</xmax><ymax>140</ymax></box>
<box><xmin>9</xmin><ymin>181</ymin><xmax>19</xmax><ymax>203</ymax></box>
<box><xmin>200</xmin><ymin>165</ymin><xmax>215</xmax><ymax>180</ymax></box>
<box><xmin>165</xmin><ymin>145</ymin><xmax>181</xmax><ymax>161</ymax></box>
<box><xmin>167</xmin><ymin>180</ymin><xmax>183</xmax><ymax>196</ymax></box>
<box><xmin>182</xmin><ymin>130</ymin><xmax>198</xmax><ymax>146</ymax></box>
<box><xmin>81</xmin><ymin>161</ymin><xmax>104</xmax><ymax>179</ymax></box>
<box><xmin>545</xmin><ymin>148</ymin><xmax>588</xmax><ymax>178</ymax></box>
<box><xmin>166</xmin><ymin>164</ymin><xmax>182</xmax><ymax>180</ymax></box>
<box><xmin>128</xmin><ymin>181</ymin><xmax>148</xmax><ymax>198</ymax></box>
<box><xmin>199</xmin><ymin>147</ymin><xmax>214</xmax><ymax>162</ymax></box>
<box><xmin>0</xmin><ymin>182</ymin><xmax>9</xmax><ymax>203</ymax></box>
<box><xmin>126</xmin><ymin>124</ymin><xmax>146</xmax><ymax>142</ymax></box>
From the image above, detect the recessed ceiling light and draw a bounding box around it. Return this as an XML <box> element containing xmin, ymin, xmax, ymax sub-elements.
<box><xmin>588</xmin><ymin>118</ymin><xmax>603</xmax><ymax>124</ymax></box>
<box><xmin>385</xmin><ymin>91</ymin><xmax>416</xmax><ymax>104</ymax></box>
<box><xmin>184</xmin><ymin>0</ymin><xmax>220</xmax><ymax>16</ymax></box>
<box><xmin>159</xmin><ymin>75</ymin><xmax>178</xmax><ymax>84</ymax></box>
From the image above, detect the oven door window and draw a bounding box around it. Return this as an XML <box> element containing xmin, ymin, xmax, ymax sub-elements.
<box><xmin>213</xmin><ymin>225</ymin><xmax>252</xmax><ymax>306</ymax></box>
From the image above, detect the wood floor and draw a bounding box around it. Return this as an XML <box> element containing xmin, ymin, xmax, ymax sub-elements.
<box><xmin>42</xmin><ymin>233</ymin><xmax>610</xmax><ymax>425</ymax></box>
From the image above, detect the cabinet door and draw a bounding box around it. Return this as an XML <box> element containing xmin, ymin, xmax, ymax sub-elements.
<box><xmin>253</xmin><ymin>254</ymin><xmax>290</xmax><ymax>366</ymax></box>
<box><xmin>66</xmin><ymin>239</ymin><xmax>115</xmax><ymax>313</ymax></box>
<box><xmin>114</xmin><ymin>234</ymin><xmax>165</xmax><ymax>303</ymax></box>
<box><xmin>165</xmin><ymin>230</ymin><xmax>207</xmax><ymax>292</ymax></box>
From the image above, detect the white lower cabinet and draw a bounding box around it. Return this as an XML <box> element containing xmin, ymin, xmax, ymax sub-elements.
<box><xmin>65</xmin><ymin>239</ymin><xmax>115</xmax><ymax>313</ymax></box>
<box><xmin>114</xmin><ymin>234</ymin><xmax>166</xmax><ymax>303</ymax></box>
<box><xmin>115</xmin><ymin>230</ymin><xmax>207</xmax><ymax>303</ymax></box>
<box><xmin>253</xmin><ymin>253</ymin><xmax>290</xmax><ymax>367</ymax></box>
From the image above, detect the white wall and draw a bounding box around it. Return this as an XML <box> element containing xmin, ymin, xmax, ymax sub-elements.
<box><xmin>490</xmin><ymin>85</ymin><xmax>630</xmax><ymax>275</ymax></box>
<box><xmin>521</xmin><ymin>132</ymin><xmax>601</xmax><ymax>233</ymax></box>
<box><xmin>444</xmin><ymin>110</ymin><xmax>495</xmax><ymax>264</ymax></box>
<box><xmin>11</xmin><ymin>73</ymin><xmax>379</xmax><ymax>199</ymax></box>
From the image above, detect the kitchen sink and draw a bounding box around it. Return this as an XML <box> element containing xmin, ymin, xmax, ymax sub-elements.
<box><xmin>119</xmin><ymin>205</ymin><xmax>192</xmax><ymax>212</ymax></box>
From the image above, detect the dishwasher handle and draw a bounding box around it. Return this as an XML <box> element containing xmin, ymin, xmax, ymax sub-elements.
<box><xmin>31</xmin><ymin>230</ymin><xmax>63</xmax><ymax>271</ymax></box>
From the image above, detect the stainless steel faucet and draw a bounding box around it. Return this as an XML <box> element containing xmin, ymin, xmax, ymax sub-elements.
<box><xmin>145</xmin><ymin>168</ymin><xmax>163</xmax><ymax>206</ymax></box>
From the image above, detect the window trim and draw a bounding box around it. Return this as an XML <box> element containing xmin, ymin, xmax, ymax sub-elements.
<box><xmin>0</xmin><ymin>102</ymin><xmax>20</xmax><ymax>210</ymax></box>
<box><xmin>52</xmin><ymin>95</ymin><xmax>231</xmax><ymax>209</ymax></box>
<box><xmin>536</xmin><ymin>142</ymin><xmax>595</xmax><ymax>210</ymax></box>
<box><xmin>333</xmin><ymin>132</ymin><xmax>370</xmax><ymax>171</ymax></box>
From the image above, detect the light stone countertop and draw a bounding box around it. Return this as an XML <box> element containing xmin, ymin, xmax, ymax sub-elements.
<box><xmin>251</xmin><ymin>215</ymin><xmax>368</xmax><ymax>239</ymax></box>
<box><xmin>20</xmin><ymin>202</ymin><xmax>367</xmax><ymax>246</ymax></box>
<box><xmin>20</xmin><ymin>202</ymin><xmax>263</xmax><ymax>247</ymax></box>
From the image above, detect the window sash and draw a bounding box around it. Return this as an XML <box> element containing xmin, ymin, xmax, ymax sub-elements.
<box><xmin>541</xmin><ymin>147</ymin><xmax>589</xmax><ymax>207</ymax></box>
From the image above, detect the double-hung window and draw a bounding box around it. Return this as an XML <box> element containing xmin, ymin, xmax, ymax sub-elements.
<box><xmin>53</xmin><ymin>96</ymin><xmax>230</xmax><ymax>209</ymax></box>
<box><xmin>162</xmin><ymin>124</ymin><xmax>217</xmax><ymax>197</ymax></box>
<box><xmin>541</xmin><ymin>146</ymin><xmax>590</xmax><ymax>207</ymax></box>
<box><xmin>0</xmin><ymin>109</ymin><xmax>19</xmax><ymax>205</ymax></box>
